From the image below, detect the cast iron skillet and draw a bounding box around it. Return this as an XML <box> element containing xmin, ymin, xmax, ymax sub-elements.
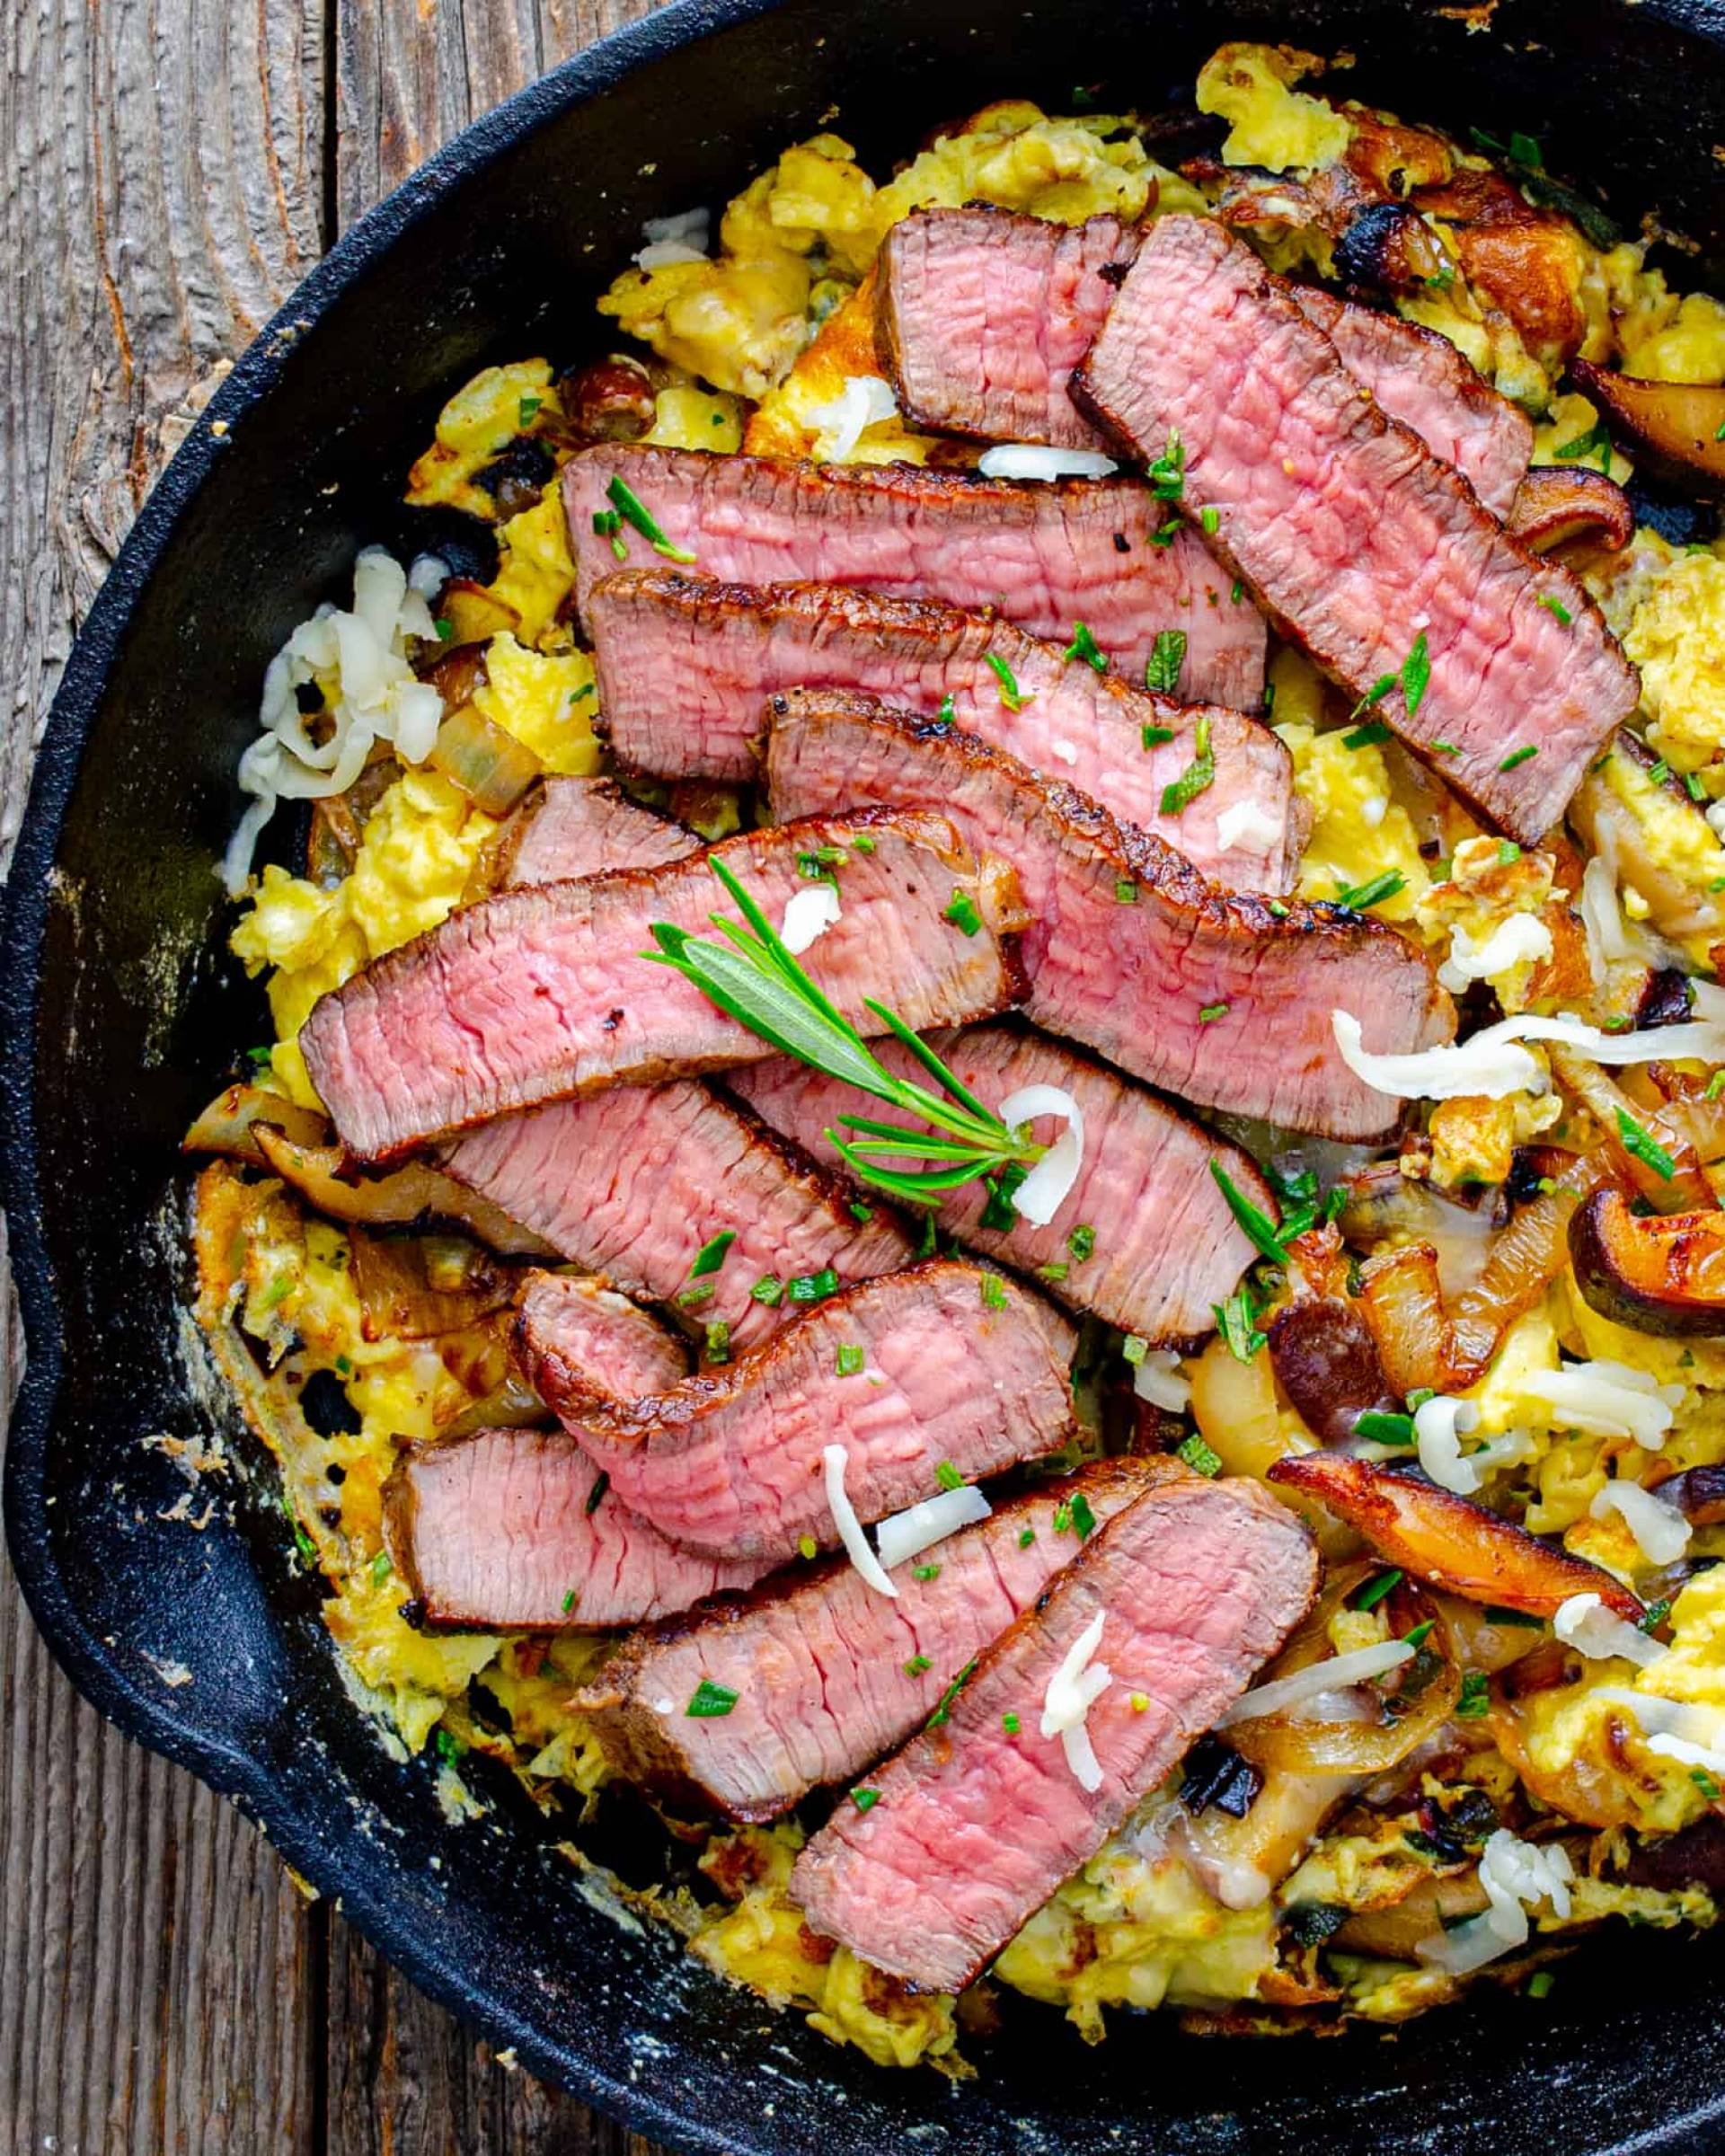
<box><xmin>7</xmin><ymin>1</ymin><xmax>1725</xmax><ymax>2147</ymax></box>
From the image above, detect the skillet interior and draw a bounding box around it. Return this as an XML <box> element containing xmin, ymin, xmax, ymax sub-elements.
<box><xmin>7</xmin><ymin>0</ymin><xmax>1725</xmax><ymax>2147</ymax></box>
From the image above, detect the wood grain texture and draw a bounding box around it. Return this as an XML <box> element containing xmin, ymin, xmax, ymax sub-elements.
<box><xmin>1</xmin><ymin>1</ymin><xmax>679</xmax><ymax>2151</ymax></box>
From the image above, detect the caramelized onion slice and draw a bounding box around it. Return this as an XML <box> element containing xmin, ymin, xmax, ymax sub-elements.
<box><xmin>252</xmin><ymin>1125</ymin><xmax>555</xmax><ymax>1257</ymax></box>
<box><xmin>184</xmin><ymin>1083</ymin><xmax>330</xmax><ymax>1162</ymax></box>
<box><xmin>1266</xmin><ymin>1454</ymin><xmax>1646</xmax><ymax>1622</ymax></box>
<box><xmin>429</xmin><ymin>703</ymin><xmax>543</xmax><ymax>817</ymax></box>
<box><xmin>1571</xmin><ymin>358</ymin><xmax>1725</xmax><ymax>499</ymax></box>
<box><xmin>1570</xmin><ymin>1188</ymin><xmax>1725</xmax><ymax>1338</ymax></box>
<box><xmin>1507</xmin><ymin>464</ymin><xmax>1633</xmax><ymax>553</ymax></box>
<box><xmin>348</xmin><ymin>1228</ymin><xmax>518</xmax><ymax>1342</ymax></box>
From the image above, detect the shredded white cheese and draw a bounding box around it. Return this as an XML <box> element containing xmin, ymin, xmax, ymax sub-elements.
<box><xmin>634</xmin><ymin>207</ymin><xmax>712</xmax><ymax>267</ymax></box>
<box><xmin>995</xmin><ymin>1083</ymin><xmax>1084</xmax><ymax>1227</ymax></box>
<box><xmin>804</xmin><ymin>375</ymin><xmax>898</xmax><ymax>462</ymax></box>
<box><xmin>1048</xmin><ymin>737</ymin><xmax>1080</xmax><ymax>765</ymax></box>
<box><xmin>822</xmin><ymin>1444</ymin><xmax>898</xmax><ymax>1599</ymax></box>
<box><xmin>1331</xmin><ymin>1007</ymin><xmax>1725</xmax><ymax>1104</ymax></box>
<box><xmin>1437</xmin><ymin>915</ymin><xmax>1554</xmax><ymax>996</ymax></box>
<box><xmin>1517</xmin><ymin>1358</ymin><xmax>1685</xmax><ymax>1451</ymax></box>
<box><xmin>1040</xmin><ymin>1610</ymin><xmax>1113</xmax><ymax>1792</ymax></box>
<box><xmin>1418</xmin><ymin>1830</ymin><xmax>1573</xmax><ymax>1975</ymax></box>
<box><xmin>1591</xmin><ymin>1480</ymin><xmax>1692</xmax><ymax>1567</ymax></box>
<box><xmin>873</xmin><ymin>1484</ymin><xmax>992</xmax><ymax>1572</ymax></box>
<box><xmin>977</xmin><ymin>444</ymin><xmax>1119</xmax><ymax>481</ymax></box>
<box><xmin>1218</xmin><ymin>1639</ymin><xmax>1413</xmax><ymax>1726</ymax></box>
<box><xmin>1553</xmin><ymin>1592</ymin><xmax>1666</xmax><ymax>1668</ymax></box>
<box><xmin>780</xmin><ymin>882</ymin><xmax>843</xmax><ymax>954</ymax></box>
<box><xmin>1597</xmin><ymin>1687</ymin><xmax>1725</xmax><ymax>1779</ymax></box>
<box><xmin>1214</xmin><ymin>800</ymin><xmax>1284</xmax><ymax>856</ymax></box>
<box><xmin>1132</xmin><ymin>1349</ymin><xmax>1192</xmax><ymax>1413</ymax></box>
<box><xmin>1412</xmin><ymin>1396</ymin><xmax>1534</xmax><ymax>1494</ymax></box>
<box><xmin>1580</xmin><ymin>853</ymin><xmax>1632</xmax><ymax>981</ymax></box>
<box><xmin>223</xmin><ymin>546</ymin><xmax>447</xmax><ymax>894</ymax></box>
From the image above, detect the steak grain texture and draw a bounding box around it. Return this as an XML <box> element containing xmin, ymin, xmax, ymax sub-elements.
<box><xmin>729</xmin><ymin>1022</ymin><xmax>1266</xmax><ymax>1342</ymax></box>
<box><xmin>491</xmin><ymin>775</ymin><xmax>697</xmax><ymax>887</ymax></box>
<box><xmin>443</xmin><ymin>1082</ymin><xmax>913</xmax><ymax>1349</ymax></box>
<box><xmin>563</xmin><ymin>444</ymin><xmax>1266</xmax><ymax>710</ymax></box>
<box><xmin>300</xmin><ymin>808</ymin><xmax>1023</xmax><ymax>1162</ymax></box>
<box><xmin>765</xmin><ymin>692</ymin><xmax>1452</xmax><ymax>1141</ymax></box>
<box><xmin>1075</xmin><ymin>216</ymin><xmax>1636</xmax><ymax>839</ymax></box>
<box><xmin>788</xmin><ymin>1471</ymin><xmax>1319</xmax><ymax>1991</ymax></box>
<box><xmin>588</xmin><ymin>572</ymin><xmax>1298</xmax><ymax>891</ymax></box>
<box><xmin>516</xmin><ymin>1259</ymin><xmax>1077</xmax><ymax>1560</ymax></box>
<box><xmin>877</xmin><ymin>208</ymin><xmax>1139</xmax><ymax>451</ymax></box>
<box><xmin>576</xmin><ymin>1460</ymin><xmax>1168</xmax><ymax>1817</ymax></box>
<box><xmin>878</xmin><ymin>206</ymin><xmax>1532</xmax><ymax>511</ymax></box>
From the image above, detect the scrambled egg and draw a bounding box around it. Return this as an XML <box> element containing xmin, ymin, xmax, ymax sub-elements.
<box><xmin>407</xmin><ymin>359</ymin><xmax>562</xmax><ymax>517</ymax></box>
<box><xmin>1625</xmin><ymin>544</ymin><xmax>1725</xmax><ymax>773</ymax></box>
<box><xmin>1194</xmin><ymin>42</ymin><xmax>1353</xmax><ymax>172</ymax></box>
<box><xmin>1274</xmin><ymin>720</ymin><xmax>1430</xmax><ymax>926</ymax></box>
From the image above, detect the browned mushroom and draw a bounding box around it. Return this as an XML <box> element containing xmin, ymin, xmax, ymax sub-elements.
<box><xmin>252</xmin><ymin>1124</ymin><xmax>555</xmax><ymax>1257</ymax></box>
<box><xmin>1266</xmin><ymin>1453</ymin><xmax>1647</xmax><ymax>1621</ymax></box>
<box><xmin>1267</xmin><ymin>1299</ymin><xmax>1397</xmax><ymax>1445</ymax></box>
<box><xmin>1507</xmin><ymin>464</ymin><xmax>1634</xmax><ymax>552</ymax></box>
<box><xmin>347</xmin><ymin>1228</ymin><xmax>518</xmax><ymax>1342</ymax></box>
<box><xmin>183</xmin><ymin>1083</ymin><xmax>331</xmax><ymax>1162</ymax></box>
<box><xmin>1648</xmin><ymin>1463</ymin><xmax>1725</xmax><ymax>1524</ymax></box>
<box><xmin>1569</xmin><ymin>1187</ymin><xmax>1725</xmax><ymax>1337</ymax></box>
<box><xmin>1569</xmin><ymin>732</ymin><xmax>1725</xmax><ymax>955</ymax></box>
<box><xmin>1571</xmin><ymin>357</ymin><xmax>1725</xmax><ymax>499</ymax></box>
<box><xmin>553</xmin><ymin>354</ymin><xmax>658</xmax><ymax>446</ymax></box>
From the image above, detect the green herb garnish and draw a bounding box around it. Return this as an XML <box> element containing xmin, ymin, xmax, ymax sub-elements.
<box><xmin>1355</xmin><ymin>1569</ymin><xmax>1405</xmax><ymax>1612</ymax></box>
<box><xmin>980</xmin><ymin>1274</ymin><xmax>1008</xmax><ymax>1311</ymax></box>
<box><xmin>943</xmin><ymin>889</ymin><xmax>982</xmax><ymax>936</ymax></box>
<box><xmin>704</xmin><ymin>1321</ymin><xmax>731</xmax><ymax>1364</ymax></box>
<box><xmin>1356</xmin><ymin>1410</ymin><xmax>1417</xmax><ymax>1446</ymax></box>
<box><xmin>934</xmin><ymin>1460</ymin><xmax>965</xmax><ymax>1492</ymax></box>
<box><xmin>585</xmin><ymin>1471</ymin><xmax>610</xmax><ymax>1516</ymax></box>
<box><xmin>1335</xmin><ymin>869</ymin><xmax>1407</xmax><ymax>912</ymax></box>
<box><xmin>1145</xmin><ymin>630</ymin><xmax>1186</xmax><ymax>695</ymax></box>
<box><xmin>1142</xmin><ymin>722</ymin><xmax>1176</xmax><ymax>749</ymax></box>
<box><xmin>788</xmin><ymin>1267</ymin><xmax>839</xmax><ymax>1303</ymax></box>
<box><xmin>1344</xmin><ymin>720</ymin><xmax>1393</xmax><ymax>750</ymax></box>
<box><xmin>1499</xmin><ymin>744</ymin><xmax>1540</xmax><ymax>771</ymax></box>
<box><xmin>850</xmin><ymin>1787</ymin><xmax>880</xmax><ymax>1811</ymax></box>
<box><xmin>985</xmin><ymin>650</ymin><xmax>1031</xmax><ymax>711</ymax></box>
<box><xmin>606</xmin><ymin>473</ymin><xmax>696</xmax><ymax>563</ymax></box>
<box><xmin>1456</xmin><ymin>1670</ymin><xmax>1491</xmax><ymax>1719</ymax></box>
<box><xmin>1068</xmin><ymin>1224</ymin><xmax>1096</xmax><ymax>1262</ymax></box>
<box><xmin>687</xmin><ymin>1679</ymin><xmax>739</xmax><ymax>1718</ymax></box>
<box><xmin>1147</xmin><ymin>430</ymin><xmax>1186</xmax><ymax>500</ymax></box>
<box><xmin>1176</xmin><ymin>1434</ymin><xmax>1223</xmax><ymax>1478</ymax></box>
<box><xmin>1064</xmin><ymin>622</ymin><xmax>1107</xmax><ymax>672</ymax></box>
<box><xmin>1160</xmin><ymin>712</ymin><xmax>1214</xmax><ymax>817</ymax></box>
<box><xmin>690</xmin><ymin>1229</ymin><xmax>736</xmax><ymax>1278</ymax></box>
<box><xmin>749</xmin><ymin>1274</ymin><xmax>784</xmax><ymax>1307</ymax></box>
<box><xmin>1616</xmin><ymin>1107</ymin><xmax>1676</xmax><ymax>1181</ymax></box>
<box><xmin>1199</xmin><ymin>1002</ymin><xmax>1229</xmax><ymax>1024</ymax></box>
<box><xmin>1535</xmin><ymin>596</ymin><xmax>1572</xmax><ymax>628</ymax></box>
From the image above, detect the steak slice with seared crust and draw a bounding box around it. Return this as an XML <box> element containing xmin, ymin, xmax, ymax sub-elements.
<box><xmin>300</xmin><ymin>808</ymin><xmax>1024</xmax><ymax>1163</ymax></box>
<box><xmin>575</xmin><ymin>1459</ymin><xmax>1170</xmax><ymax>1818</ymax></box>
<box><xmin>515</xmin><ymin>1259</ymin><xmax>1077</xmax><ymax>1562</ymax></box>
<box><xmin>878</xmin><ymin>208</ymin><xmax>1140</xmax><ymax>452</ymax></box>
<box><xmin>788</xmin><ymin>1471</ymin><xmax>1319</xmax><ymax>1993</ymax></box>
<box><xmin>765</xmin><ymin>693</ymin><xmax>1452</xmax><ymax>1142</ymax></box>
<box><xmin>877</xmin><ymin>207</ymin><xmax>1532</xmax><ymax>512</ymax></box>
<box><xmin>443</xmin><ymin>1082</ymin><xmax>913</xmax><ymax>1351</ymax></box>
<box><xmin>562</xmin><ymin>445</ymin><xmax>1265</xmax><ymax>711</ymax></box>
<box><xmin>728</xmin><ymin>1022</ymin><xmax>1266</xmax><ymax>1344</ymax></box>
<box><xmin>587</xmin><ymin>573</ymin><xmax>1299</xmax><ymax>892</ymax></box>
<box><xmin>385</xmin><ymin>1427</ymin><xmax>772</xmax><ymax>1628</ymax></box>
<box><xmin>1074</xmin><ymin>216</ymin><xmax>1636</xmax><ymax>840</ymax></box>
<box><xmin>491</xmin><ymin>776</ymin><xmax>697</xmax><ymax>888</ymax></box>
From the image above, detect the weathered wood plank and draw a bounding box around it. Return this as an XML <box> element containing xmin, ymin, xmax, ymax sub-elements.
<box><xmin>0</xmin><ymin>0</ymin><xmax>326</xmax><ymax>2151</ymax></box>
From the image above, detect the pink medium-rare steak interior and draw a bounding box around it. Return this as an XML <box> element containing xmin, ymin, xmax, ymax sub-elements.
<box><xmin>576</xmin><ymin>1458</ymin><xmax>1172</xmax><ymax>1818</ymax></box>
<box><xmin>788</xmin><ymin>1471</ymin><xmax>1319</xmax><ymax>1992</ymax></box>
<box><xmin>587</xmin><ymin>573</ymin><xmax>1299</xmax><ymax>891</ymax></box>
<box><xmin>515</xmin><ymin>1259</ymin><xmax>1077</xmax><ymax>1561</ymax></box>
<box><xmin>1074</xmin><ymin>216</ymin><xmax>1636</xmax><ymax>839</ymax></box>
<box><xmin>764</xmin><ymin>692</ymin><xmax>1453</xmax><ymax>1142</ymax></box>
<box><xmin>562</xmin><ymin>444</ymin><xmax>1267</xmax><ymax>711</ymax></box>
<box><xmin>728</xmin><ymin>1022</ymin><xmax>1268</xmax><ymax>1343</ymax></box>
<box><xmin>298</xmin><ymin>808</ymin><xmax>1024</xmax><ymax>1162</ymax></box>
<box><xmin>492</xmin><ymin>776</ymin><xmax>698</xmax><ymax>888</ymax></box>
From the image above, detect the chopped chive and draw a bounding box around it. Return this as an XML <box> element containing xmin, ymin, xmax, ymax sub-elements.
<box><xmin>1053</xmin><ymin>1500</ymin><xmax>1074</xmax><ymax>1534</ymax></box>
<box><xmin>1348</xmin><ymin>670</ymin><xmax>1399</xmax><ymax>723</ymax></box>
<box><xmin>851</xmin><ymin>833</ymin><xmax>876</xmax><ymax>854</ymax></box>
<box><xmin>1037</xmin><ymin>1261</ymin><xmax>1069</xmax><ymax>1282</ymax></box>
<box><xmin>912</xmin><ymin>1562</ymin><xmax>942</xmax><ymax>1581</ymax></box>
<box><xmin>1343</xmin><ymin>720</ymin><xmax>1393</xmax><ymax>749</ymax></box>
<box><xmin>1499</xmin><ymin>744</ymin><xmax>1539</xmax><ymax>771</ymax></box>
<box><xmin>934</xmin><ymin>1460</ymin><xmax>965</xmax><ymax>1492</ymax></box>
<box><xmin>1430</xmin><ymin>739</ymin><xmax>1462</xmax><ymax>755</ymax></box>
<box><xmin>934</xmin><ymin>692</ymin><xmax>957</xmax><ymax>729</ymax></box>
<box><xmin>1230</xmin><ymin>579</ymin><xmax>1244</xmax><ymax>605</ymax></box>
<box><xmin>1199</xmin><ymin>505</ymin><xmax>1220</xmax><ymax>535</ymax></box>
<box><xmin>704</xmin><ymin>1321</ymin><xmax>731</xmax><ymax>1364</ymax></box>
<box><xmin>676</xmin><ymin>1280</ymin><xmax>715</xmax><ymax>1310</ymax></box>
<box><xmin>689</xmin><ymin>1228</ymin><xmax>736</xmax><ymax>1278</ymax></box>
<box><xmin>606</xmin><ymin>473</ymin><xmax>695</xmax><ymax>563</ymax></box>
<box><xmin>749</xmin><ymin>1274</ymin><xmax>784</xmax><ymax>1307</ymax></box>
<box><xmin>1650</xmin><ymin>758</ymin><xmax>1672</xmax><ymax>785</ymax></box>
<box><xmin>1210</xmin><ymin>1160</ymin><xmax>1289</xmax><ymax>1263</ymax></box>
<box><xmin>1355</xmin><ymin>1568</ymin><xmax>1403</xmax><ymax>1612</ymax></box>
<box><xmin>561</xmin><ymin>1587</ymin><xmax>578</xmax><ymax>1613</ymax></box>
<box><xmin>1122</xmin><ymin>1335</ymin><xmax>1148</xmax><ymax>1365</ymax></box>
<box><xmin>788</xmin><ymin>1268</ymin><xmax>839</xmax><ymax>1303</ymax></box>
<box><xmin>1068</xmin><ymin>1224</ymin><xmax>1096</xmax><ymax>1261</ymax></box>
<box><xmin>1019</xmin><ymin>1527</ymin><xmax>1036</xmax><ymax>1548</ymax></box>
<box><xmin>686</xmin><ymin>1679</ymin><xmax>739</xmax><ymax>1718</ymax></box>
<box><xmin>1483</xmin><ymin>1604</ymin><xmax>1546</xmax><ymax>1629</ymax></box>
<box><xmin>1400</xmin><ymin>632</ymin><xmax>1431</xmax><ymax>721</ymax></box>
<box><xmin>518</xmin><ymin>393</ymin><xmax>542</xmax><ymax>427</ymax></box>
<box><xmin>1145</xmin><ymin>629</ymin><xmax>1187</xmax><ymax>695</ymax></box>
<box><xmin>1115</xmin><ymin>878</ymin><xmax>1138</xmax><ymax>904</ymax></box>
<box><xmin>1708</xmin><ymin>1071</ymin><xmax>1725</xmax><ymax>1101</ymax></box>
<box><xmin>1147</xmin><ymin>430</ymin><xmax>1185</xmax><ymax>500</ymax></box>
<box><xmin>943</xmin><ymin>888</ymin><xmax>983</xmax><ymax>936</ymax></box>
<box><xmin>904</xmin><ymin>1654</ymin><xmax>933</xmax><ymax>1677</ymax></box>
<box><xmin>798</xmin><ymin>1533</ymin><xmax>819</xmax><ymax>1560</ymax></box>
<box><xmin>1535</xmin><ymin>595</ymin><xmax>1572</xmax><ymax>628</ymax></box>
<box><xmin>1160</xmin><ymin>711</ymin><xmax>1214</xmax><ymax>815</ymax></box>
<box><xmin>1063</xmin><ymin>622</ymin><xmax>1108</xmax><ymax>672</ymax></box>
<box><xmin>1130</xmin><ymin>1692</ymin><xmax>1150</xmax><ymax>1712</ymax></box>
<box><xmin>1527</xmin><ymin>1971</ymin><xmax>1555</xmax><ymax>2000</ymax></box>
<box><xmin>1268</xmin><ymin>899</ymin><xmax>1288</xmax><ymax>917</ymax></box>
<box><xmin>1214</xmin><ymin>1284</ymin><xmax>1267</xmax><ymax>1361</ymax></box>
<box><xmin>1142</xmin><ymin>722</ymin><xmax>1176</xmax><ymax>748</ymax></box>
<box><xmin>1456</xmin><ymin>1670</ymin><xmax>1491</xmax><ymax>1719</ymax></box>
<box><xmin>1071</xmin><ymin>1491</ymin><xmax>1099</xmax><ymax>1541</ymax></box>
<box><xmin>848</xmin><ymin>1200</ymin><xmax>873</xmax><ymax>1223</ymax></box>
<box><xmin>1552</xmin><ymin>419</ymin><xmax>1613</xmax><ymax>467</ymax></box>
<box><xmin>1199</xmin><ymin>1002</ymin><xmax>1229</xmax><ymax>1023</ymax></box>
<box><xmin>369</xmin><ymin>1551</ymin><xmax>393</xmax><ymax>1586</ymax></box>
<box><xmin>1402</xmin><ymin>1620</ymin><xmax>1435</xmax><ymax>1651</ymax></box>
<box><xmin>1355</xmin><ymin>1409</ymin><xmax>1417</xmax><ymax>1446</ymax></box>
<box><xmin>985</xmin><ymin>650</ymin><xmax>1031</xmax><ymax>710</ymax></box>
<box><xmin>1003</xmin><ymin>1710</ymin><xmax>1022</xmax><ymax>1734</ymax></box>
<box><xmin>1176</xmin><ymin>1433</ymin><xmax>1223</xmax><ymax>1477</ymax></box>
<box><xmin>926</xmin><ymin>1658</ymin><xmax>978</xmax><ymax>1727</ymax></box>
<box><xmin>585</xmin><ymin>1471</ymin><xmax>610</xmax><ymax>1515</ymax></box>
<box><xmin>434</xmin><ymin>616</ymin><xmax>454</xmax><ymax>641</ymax></box>
<box><xmin>850</xmin><ymin>1787</ymin><xmax>880</xmax><ymax>1811</ymax></box>
<box><xmin>1694</xmin><ymin>1767</ymin><xmax>1722</xmax><ymax>1799</ymax></box>
<box><xmin>835</xmin><ymin>1342</ymin><xmax>864</xmax><ymax>1377</ymax></box>
<box><xmin>1616</xmin><ymin>1107</ymin><xmax>1676</xmax><ymax>1181</ymax></box>
<box><xmin>1497</xmin><ymin>839</ymin><xmax>1522</xmax><ymax>865</ymax></box>
<box><xmin>1335</xmin><ymin>869</ymin><xmax>1406</xmax><ymax>911</ymax></box>
<box><xmin>1687</xmin><ymin>772</ymin><xmax>1709</xmax><ymax>803</ymax></box>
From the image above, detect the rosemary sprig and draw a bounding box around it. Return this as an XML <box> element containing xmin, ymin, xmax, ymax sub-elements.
<box><xmin>645</xmin><ymin>858</ymin><xmax>1043</xmax><ymax>1207</ymax></box>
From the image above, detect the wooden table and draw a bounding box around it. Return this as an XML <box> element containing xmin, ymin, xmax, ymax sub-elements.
<box><xmin>0</xmin><ymin>4</ymin><xmax>677</xmax><ymax>2147</ymax></box>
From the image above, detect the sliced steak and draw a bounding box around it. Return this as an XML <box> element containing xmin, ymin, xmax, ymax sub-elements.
<box><xmin>878</xmin><ymin>207</ymin><xmax>1531</xmax><ymax>513</ymax></box>
<box><xmin>1286</xmin><ymin>285</ymin><xmax>1532</xmax><ymax>518</ymax></box>
<box><xmin>300</xmin><ymin>808</ymin><xmax>1023</xmax><ymax>1162</ymax></box>
<box><xmin>516</xmin><ymin>1259</ymin><xmax>1077</xmax><ymax>1561</ymax></box>
<box><xmin>563</xmin><ymin>445</ymin><xmax>1265</xmax><ymax>711</ymax></box>
<box><xmin>576</xmin><ymin>1459</ymin><xmax>1167</xmax><ymax>1818</ymax></box>
<box><xmin>788</xmin><ymin>1470</ymin><xmax>1319</xmax><ymax>1992</ymax></box>
<box><xmin>588</xmin><ymin>573</ymin><xmax>1298</xmax><ymax>891</ymax></box>
<box><xmin>765</xmin><ymin>693</ymin><xmax>1451</xmax><ymax>1142</ymax></box>
<box><xmin>877</xmin><ymin>208</ymin><xmax>1140</xmax><ymax>452</ymax></box>
<box><xmin>1074</xmin><ymin>216</ymin><xmax>1637</xmax><ymax>840</ymax></box>
<box><xmin>444</xmin><ymin>1082</ymin><xmax>913</xmax><ymax>1350</ymax></box>
<box><xmin>729</xmin><ymin>1022</ymin><xmax>1266</xmax><ymax>1343</ymax></box>
<box><xmin>491</xmin><ymin>776</ymin><xmax>697</xmax><ymax>888</ymax></box>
